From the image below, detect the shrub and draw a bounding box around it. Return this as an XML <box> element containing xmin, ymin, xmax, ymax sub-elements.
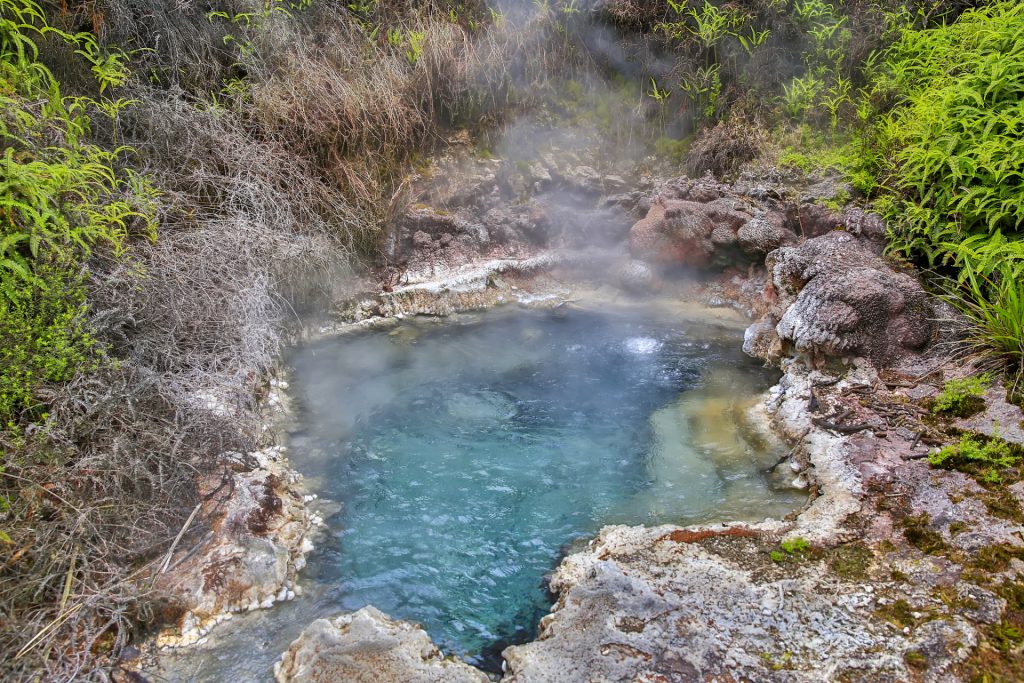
<box><xmin>684</xmin><ymin>115</ymin><xmax>766</xmax><ymax>178</ymax></box>
<box><xmin>939</xmin><ymin>243</ymin><xmax>1024</xmax><ymax>386</ymax></box>
<box><xmin>876</xmin><ymin>0</ymin><xmax>1024</xmax><ymax>263</ymax></box>
<box><xmin>0</xmin><ymin>0</ymin><xmax>156</xmax><ymax>422</ymax></box>
<box><xmin>0</xmin><ymin>266</ymin><xmax>101</xmax><ymax>419</ymax></box>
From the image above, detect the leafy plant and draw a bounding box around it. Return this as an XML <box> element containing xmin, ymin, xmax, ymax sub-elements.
<box><xmin>929</xmin><ymin>434</ymin><xmax>1018</xmax><ymax>475</ymax></box>
<box><xmin>0</xmin><ymin>0</ymin><xmax>157</xmax><ymax>420</ymax></box>
<box><xmin>939</xmin><ymin>254</ymin><xmax>1024</xmax><ymax>385</ymax></box>
<box><xmin>771</xmin><ymin>536</ymin><xmax>811</xmax><ymax>562</ymax></box>
<box><xmin>878</xmin><ymin>1</ymin><xmax>1024</xmax><ymax>264</ymax></box>
<box><xmin>680</xmin><ymin>64</ymin><xmax>722</xmax><ymax>119</ymax></box>
<box><xmin>932</xmin><ymin>375</ymin><xmax>990</xmax><ymax>416</ymax></box>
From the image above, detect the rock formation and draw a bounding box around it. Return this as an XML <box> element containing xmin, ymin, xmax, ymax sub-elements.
<box><xmin>747</xmin><ymin>230</ymin><xmax>934</xmax><ymax>366</ymax></box>
<box><xmin>156</xmin><ymin>445</ymin><xmax>315</xmax><ymax>647</ymax></box>
<box><xmin>274</xmin><ymin>607</ymin><xmax>489</xmax><ymax>683</ymax></box>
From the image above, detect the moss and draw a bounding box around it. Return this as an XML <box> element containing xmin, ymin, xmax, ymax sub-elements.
<box><xmin>929</xmin><ymin>432</ymin><xmax>1024</xmax><ymax>487</ymax></box>
<box><xmin>934</xmin><ymin>585</ymin><xmax>979</xmax><ymax>612</ymax></box>
<box><xmin>932</xmin><ymin>376</ymin><xmax>990</xmax><ymax>417</ymax></box>
<box><xmin>1006</xmin><ymin>381</ymin><xmax>1024</xmax><ymax>410</ymax></box>
<box><xmin>904</xmin><ymin>650</ymin><xmax>927</xmax><ymax>670</ymax></box>
<box><xmin>653</xmin><ymin>135</ymin><xmax>690</xmax><ymax>165</ymax></box>
<box><xmin>902</xmin><ymin>514</ymin><xmax>948</xmax><ymax>555</ymax></box>
<box><xmin>771</xmin><ymin>537</ymin><xmax>812</xmax><ymax>564</ymax></box>
<box><xmin>949</xmin><ymin>521</ymin><xmax>970</xmax><ymax>535</ymax></box>
<box><xmin>982</xmin><ymin>489</ymin><xmax>1024</xmax><ymax>524</ymax></box>
<box><xmin>972</xmin><ymin>545</ymin><xmax>1024</xmax><ymax>573</ymax></box>
<box><xmin>891</xmin><ymin>569</ymin><xmax>909</xmax><ymax>582</ymax></box>
<box><xmin>829</xmin><ymin>542</ymin><xmax>874</xmax><ymax>580</ymax></box>
<box><xmin>959</xmin><ymin>644</ymin><xmax>1024</xmax><ymax>683</ymax></box>
<box><xmin>875</xmin><ymin>599</ymin><xmax>917</xmax><ymax>628</ymax></box>
<box><xmin>759</xmin><ymin>651</ymin><xmax>794</xmax><ymax>671</ymax></box>
<box><xmin>960</xmin><ymin>579</ymin><xmax>1024</xmax><ymax>682</ymax></box>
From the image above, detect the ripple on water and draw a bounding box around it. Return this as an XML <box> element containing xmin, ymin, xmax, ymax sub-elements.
<box><xmin>152</xmin><ymin>307</ymin><xmax>806</xmax><ymax>681</ymax></box>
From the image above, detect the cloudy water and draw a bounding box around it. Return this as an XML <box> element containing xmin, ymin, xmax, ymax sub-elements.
<box><xmin>154</xmin><ymin>305</ymin><xmax>805</xmax><ymax>680</ymax></box>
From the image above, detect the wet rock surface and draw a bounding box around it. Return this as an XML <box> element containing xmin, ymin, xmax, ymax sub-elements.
<box><xmin>274</xmin><ymin>607</ymin><xmax>488</xmax><ymax>683</ymax></box>
<box><xmin>155</xmin><ymin>444</ymin><xmax>315</xmax><ymax>648</ymax></box>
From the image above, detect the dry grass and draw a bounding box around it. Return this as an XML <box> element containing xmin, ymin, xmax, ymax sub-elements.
<box><xmin>1</xmin><ymin>3</ymin><xmax>589</xmax><ymax>680</ymax></box>
<box><xmin>684</xmin><ymin>115</ymin><xmax>767</xmax><ymax>179</ymax></box>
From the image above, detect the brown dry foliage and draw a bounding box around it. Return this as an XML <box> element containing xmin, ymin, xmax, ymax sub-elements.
<box><xmin>1</xmin><ymin>3</ymin><xmax>583</xmax><ymax>681</ymax></box>
<box><xmin>684</xmin><ymin>116</ymin><xmax>767</xmax><ymax>180</ymax></box>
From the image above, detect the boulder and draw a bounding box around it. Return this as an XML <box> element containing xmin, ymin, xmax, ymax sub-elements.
<box><xmin>156</xmin><ymin>446</ymin><xmax>314</xmax><ymax>647</ymax></box>
<box><xmin>737</xmin><ymin>210</ymin><xmax>795</xmax><ymax>255</ymax></box>
<box><xmin>758</xmin><ymin>231</ymin><xmax>934</xmax><ymax>365</ymax></box>
<box><xmin>615</xmin><ymin>258</ymin><xmax>655</xmax><ymax>293</ymax></box>
<box><xmin>628</xmin><ymin>195</ymin><xmax>796</xmax><ymax>268</ymax></box>
<box><xmin>274</xmin><ymin>606</ymin><xmax>488</xmax><ymax>683</ymax></box>
<box><xmin>628</xmin><ymin>198</ymin><xmax>721</xmax><ymax>267</ymax></box>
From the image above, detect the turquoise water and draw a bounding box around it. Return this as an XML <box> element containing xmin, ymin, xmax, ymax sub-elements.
<box><xmin>151</xmin><ymin>306</ymin><xmax>804</xmax><ymax>680</ymax></box>
<box><xmin>285</xmin><ymin>306</ymin><xmax>804</xmax><ymax>670</ymax></box>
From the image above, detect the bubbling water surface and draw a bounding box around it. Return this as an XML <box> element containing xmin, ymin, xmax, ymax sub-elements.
<box><xmin>153</xmin><ymin>305</ymin><xmax>805</xmax><ymax>681</ymax></box>
<box><xmin>287</xmin><ymin>306</ymin><xmax>803</xmax><ymax>669</ymax></box>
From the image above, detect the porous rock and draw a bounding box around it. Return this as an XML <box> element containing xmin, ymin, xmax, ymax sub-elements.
<box><xmin>763</xmin><ymin>231</ymin><xmax>934</xmax><ymax>365</ymax></box>
<box><xmin>628</xmin><ymin>185</ymin><xmax>795</xmax><ymax>268</ymax></box>
<box><xmin>501</xmin><ymin>523</ymin><xmax>973</xmax><ymax>682</ymax></box>
<box><xmin>156</xmin><ymin>446</ymin><xmax>314</xmax><ymax>647</ymax></box>
<box><xmin>274</xmin><ymin>606</ymin><xmax>489</xmax><ymax>683</ymax></box>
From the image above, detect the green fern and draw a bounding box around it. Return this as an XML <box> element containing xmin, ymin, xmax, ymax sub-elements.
<box><xmin>0</xmin><ymin>0</ymin><xmax>157</xmax><ymax>419</ymax></box>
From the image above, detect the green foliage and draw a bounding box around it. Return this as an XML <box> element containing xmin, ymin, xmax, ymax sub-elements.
<box><xmin>929</xmin><ymin>434</ymin><xmax>1019</xmax><ymax>476</ymax></box>
<box><xmin>848</xmin><ymin>1</ymin><xmax>1024</xmax><ymax>383</ymax></box>
<box><xmin>654</xmin><ymin>135</ymin><xmax>690</xmax><ymax>165</ymax></box>
<box><xmin>781</xmin><ymin>537</ymin><xmax>810</xmax><ymax>554</ymax></box>
<box><xmin>0</xmin><ymin>266</ymin><xmax>101</xmax><ymax>418</ymax></box>
<box><xmin>932</xmin><ymin>375</ymin><xmax>990</xmax><ymax>416</ymax></box>
<box><xmin>771</xmin><ymin>2</ymin><xmax>1024</xmax><ymax>383</ymax></box>
<box><xmin>771</xmin><ymin>536</ymin><xmax>810</xmax><ymax>562</ymax></box>
<box><xmin>0</xmin><ymin>0</ymin><xmax>157</xmax><ymax>420</ymax></box>
<box><xmin>780</xmin><ymin>0</ymin><xmax>854</xmax><ymax>125</ymax></box>
<box><xmin>939</xmin><ymin>243</ymin><xmax>1024</xmax><ymax>384</ymax></box>
<box><xmin>652</xmin><ymin>0</ymin><xmax>768</xmax><ymax>123</ymax></box>
<box><xmin>878</xmin><ymin>1</ymin><xmax>1024</xmax><ymax>263</ymax></box>
<box><xmin>388</xmin><ymin>28</ymin><xmax>426</xmax><ymax>66</ymax></box>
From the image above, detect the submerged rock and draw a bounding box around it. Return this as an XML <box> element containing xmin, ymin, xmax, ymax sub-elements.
<box><xmin>274</xmin><ymin>606</ymin><xmax>489</xmax><ymax>683</ymax></box>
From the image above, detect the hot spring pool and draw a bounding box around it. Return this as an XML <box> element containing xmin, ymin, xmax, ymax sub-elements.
<box><xmin>155</xmin><ymin>305</ymin><xmax>805</xmax><ymax>680</ymax></box>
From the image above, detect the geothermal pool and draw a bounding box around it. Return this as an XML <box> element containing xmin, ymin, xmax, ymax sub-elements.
<box><xmin>155</xmin><ymin>305</ymin><xmax>805</xmax><ymax>680</ymax></box>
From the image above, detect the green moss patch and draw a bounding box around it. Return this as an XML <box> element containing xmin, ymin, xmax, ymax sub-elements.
<box><xmin>828</xmin><ymin>542</ymin><xmax>874</xmax><ymax>580</ymax></box>
<box><xmin>902</xmin><ymin>514</ymin><xmax>949</xmax><ymax>555</ymax></box>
